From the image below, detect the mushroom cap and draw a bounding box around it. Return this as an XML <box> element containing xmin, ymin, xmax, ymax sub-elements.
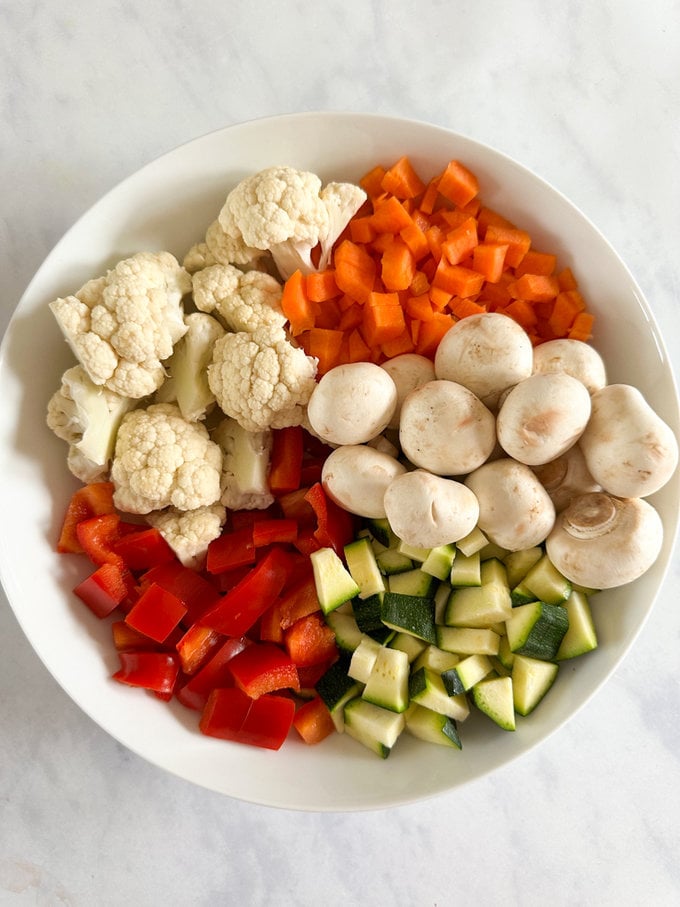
<box><xmin>307</xmin><ymin>362</ymin><xmax>398</xmax><ymax>446</ymax></box>
<box><xmin>546</xmin><ymin>492</ymin><xmax>664</xmax><ymax>589</ymax></box>
<box><xmin>399</xmin><ymin>379</ymin><xmax>496</xmax><ymax>476</ymax></box>
<box><xmin>496</xmin><ymin>372</ymin><xmax>592</xmax><ymax>466</ymax></box>
<box><xmin>383</xmin><ymin>469</ymin><xmax>480</xmax><ymax>549</ymax></box>
<box><xmin>532</xmin><ymin>339</ymin><xmax>607</xmax><ymax>394</ymax></box>
<box><xmin>464</xmin><ymin>458</ymin><xmax>556</xmax><ymax>551</ymax></box>
<box><xmin>531</xmin><ymin>443</ymin><xmax>601</xmax><ymax>512</ymax></box>
<box><xmin>434</xmin><ymin>312</ymin><xmax>533</xmax><ymax>409</ymax></box>
<box><xmin>579</xmin><ymin>384</ymin><xmax>679</xmax><ymax>498</ymax></box>
<box><xmin>380</xmin><ymin>353</ymin><xmax>436</xmax><ymax>429</ymax></box>
<box><xmin>321</xmin><ymin>444</ymin><xmax>406</xmax><ymax>519</ymax></box>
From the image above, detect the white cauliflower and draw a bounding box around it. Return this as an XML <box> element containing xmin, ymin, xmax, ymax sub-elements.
<box><xmin>147</xmin><ymin>503</ymin><xmax>227</xmax><ymax>569</ymax></box>
<box><xmin>46</xmin><ymin>365</ymin><xmax>135</xmax><ymax>474</ymax></box>
<box><xmin>165</xmin><ymin>312</ymin><xmax>225</xmax><ymax>421</ymax></box>
<box><xmin>208</xmin><ymin>327</ymin><xmax>317</xmax><ymax>433</ymax></box>
<box><xmin>111</xmin><ymin>403</ymin><xmax>223</xmax><ymax>514</ymax></box>
<box><xmin>67</xmin><ymin>447</ymin><xmax>110</xmax><ymax>484</ymax></box>
<box><xmin>183</xmin><ymin>241</ymin><xmax>217</xmax><ymax>274</ymax></box>
<box><xmin>49</xmin><ymin>251</ymin><xmax>191</xmax><ymax>398</ymax></box>
<box><xmin>192</xmin><ymin>264</ymin><xmax>286</xmax><ymax>334</ymax></box>
<box><xmin>204</xmin><ymin>219</ymin><xmax>265</xmax><ymax>269</ymax></box>
<box><xmin>212</xmin><ymin>417</ymin><xmax>274</xmax><ymax>511</ymax></box>
<box><xmin>218</xmin><ymin>166</ymin><xmax>366</xmax><ymax>280</ymax></box>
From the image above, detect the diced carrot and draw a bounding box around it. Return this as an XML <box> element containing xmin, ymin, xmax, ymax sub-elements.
<box><xmin>349</xmin><ymin>216</ymin><xmax>377</xmax><ymax>245</ymax></box>
<box><xmin>347</xmin><ymin>328</ymin><xmax>372</xmax><ymax>362</ymax></box>
<box><xmin>306</xmin><ymin>327</ymin><xmax>345</xmax><ymax>375</ymax></box>
<box><xmin>419</xmin><ymin>175</ymin><xmax>441</xmax><ymax>215</ymax></box>
<box><xmin>400</xmin><ymin>220</ymin><xmax>431</xmax><ymax>262</ymax></box>
<box><xmin>405</xmin><ymin>293</ymin><xmax>435</xmax><ymax>322</ymax></box>
<box><xmin>338</xmin><ymin>303</ymin><xmax>364</xmax><ymax>332</ymax></box>
<box><xmin>429</xmin><ymin>286</ymin><xmax>452</xmax><ymax>310</ymax></box>
<box><xmin>280</xmin><ymin>270</ymin><xmax>314</xmax><ymax>336</ymax></box>
<box><xmin>432</xmin><ymin>260</ymin><xmax>485</xmax><ymax>298</ymax></box>
<box><xmin>548</xmin><ymin>290</ymin><xmax>586</xmax><ymax>336</ymax></box>
<box><xmin>484</xmin><ymin>224</ymin><xmax>531</xmax><ymax>269</ymax></box>
<box><xmin>305</xmin><ymin>269</ymin><xmax>339</xmax><ymax>303</ymax></box>
<box><xmin>505</xmin><ymin>298</ymin><xmax>538</xmax><ymax>331</ymax></box>
<box><xmin>312</xmin><ymin>298</ymin><xmax>343</xmax><ymax>330</ymax></box>
<box><xmin>360</xmin><ymin>164</ymin><xmax>388</xmax><ymax>200</ymax></box>
<box><xmin>369</xmin><ymin>195</ymin><xmax>414</xmax><ymax>233</ymax></box>
<box><xmin>362</xmin><ymin>302</ymin><xmax>406</xmax><ymax>348</ymax></box>
<box><xmin>514</xmin><ymin>250</ymin><xmax>557</xmax><ymax>278</ymax></box>
<box><xmin>409</xmin><ymin>270</ymin><xmax>430</xmax><ymax>296</ymax></box>
<box><xmin>436</xmin><ymin>159</ymin><xmax>479</xmax><ymax>208</ymax></box>
<box><xmin>370</xmin><ymin>232</ymin><xmax>394</xmax><ymax>255</ymax></box>
<box><xmin>476</xmin><ymin>206</ymin><xmax>516</xmax><ymax>237</ymax></box>
<box><xmin>292</xmin><ymin>696</ymin><xmax>336</xmax><ymax>745</ymax></box>
<box><xmin>381</xmin><ymin>155</ymin><xmax>426</xmax><ymax>199</ymax></box>
<box><xmin>441</xmin><ymin>217</ymin><xmax>478</xmax><ymax>265</ymax></box>
<box><xmin>557</xmin><ymin>267</ymin><xmax>579</xmax><ymax>291</ymax></box>
<box><xmin>449</xmin><ymin>297</ymin><xmax>487</xmax><ymax>320</ymax></box>
<box><xmin>425</xmin><ymin>224</ymin><xmax>446</xmax><ymax>262</ymax></box>
<box><xmin>381</xmin><ymin>237</ymin><xmax>416</xmax><ymax>291</ymax></box>
<box><xmin>381</xmin><ymin>327</ymin><xmax>415</xmax><ymax>358</ymax></box>
<box><xmin>508</xmin><ymin>273</ymin><xmax>560</xmax><ymax>303</ymax></box>
<box><xmin>568</xmin><ymin>311</ymin><xmax>595</xmax><ymax>342</ymax></box>
<box><xmin>472</xmin><ymin>242</ymin><xmax>508</xmax><ymax>283</ymax></box>
<box><xmin>333</xmin><ymin>239</ymin><xmax>377</xmax><ymax>304</ymax></box>
<box><xmin>415</xmin><ymin>312</ymin><xmax>455</xmax><ymax>357</ymax></box>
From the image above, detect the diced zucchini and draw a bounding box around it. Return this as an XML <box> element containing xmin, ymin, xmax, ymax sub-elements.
<box><xmin>510</xmin><ymin>581</ymin><xmax>537</xmax><ymax>607</ymax></box>
<box><xmin>449</xmin><ymin>550</ymin><xmax>481</xmax><ymax>587</ymax></box>
<box><xmin>522</xmin><ymin>554</ymin><xmax>572</xmax><ymax>605</ymax></box>
<box><xmin>455</xmin><ymin>526</ymin><xmax>488</xmax><ymax>556</ymax></box>
<box><xmin>348</xmin><ymin>636</ymin><xmax>383</xmax><ymax>683</ymax></box>
<box><xmin>445</xmin><ymin>560</ymin><xmax>512</xmax><ymax>628</ymax></box>
<box><xmin>471</xmin><ymin>676</ymin><xmax>515</xmax><ymax>730</ymax></box>
<box><xmin>362</xmin><ymin>646</ymin><xmax>410</xmax><ymax>713</ymax></box>
<box><xmin>366</xmin><ymin>517</ymin><xmax>393</xmax><ymax>547</ymax></box>
<box><xmin>375</xmin><ymin>547</ymin><xmax>414</xmax><ymax>576</ymax></box>
<box><xmin>398</xmin><ymin>540</ymin><xmax>431</xmax><ymax>562</ymax></box>
<box><xmin>409</xmin><ymin>667</ymin><xmax>470</xmax><ymax>721</ymax></box>
<box><xmin>433</xmin><ymin>581</ymin><xmax>451</xmax><ymax>624</ymax></box>
<box><xmin>388</xmin><ymin>567</ymin><xmax>436</xmax><ymax>597</ymax></box>
<box><xmin>412</xmin><ymin>644</ymin><xmax>461</xmax><ymax>674</ymax></box>
<box><xmin>441</xmin><ymin>653</ymin><xmax>493</xmax><ymax>695</ymax></box>
<box><xmin>506</xmin><ymin>601</ymin><xmax>570</xmax><ymax>661</ymax></box>
<box><xmin>315</xmin><ymin>659</ymin><xmax>363</xmax><ymax>732</ymax></box>
<box><xmin>325</xmin><ymin>609</ymin><xmax>363</xmax><ymax>652</ymax></box>
<box><xmin>380</xmin><ymin>592</ymin><xmax>437</xmax><ymax>644</ymax></box>
<box><xmin>405</xmin><ymin>704</ymin><xmax>462</xmax><ymax>749</ymax></box>
<box><xmin>503</xmin><ymin>546</ymin><xmax>544</xmax><ymax>589</ymax></box>
<box><xmin>389</xmin><ymin>632</ymin><xmax>428</xmax><ymax>662</ymax></box>
<box><xmin>343</xmin><ymin>698</ymin><xmax>405</xmax><ymax>758</ymax></box>
<box><xmin>512</xmin><ymin>654</ymin><xmax>559</xmax><ymax>716</ymax></box>
<box><xmin>310</xmin><ymin>547</ymin><xmax>360</xmax><ymax>614</ymax></box>
<box><xmin>352</xmin><ymin>594</ymin><xmax>392</xmax><ymax>642</ymax></box>
<box><xmin>344</xmin><ymin>537</ymin><xmax>385</xmax><ymax>599</ymax></box>
<box><xmin>496</xmin><ymin>633</ymin><xmax>516</xmax><ymax>670</ymax></box>
<box><xmin>421</xmin><ymin>543</ymin><xmax>456</xmax><ymax>580</ymax></box>
<box><xmin>436</xmin><ymin>626</ymin><xmax>501</xmax><ymax>656</ymax></box>
<box><xmin>556</xmin><ymin>590</ymin><xmax>598</xmax><ymax>660</ymax></box>
<box><xmin>478</xmin><ymin>542</ymin><xmax>510</xmax><ymax>561</ymax></box>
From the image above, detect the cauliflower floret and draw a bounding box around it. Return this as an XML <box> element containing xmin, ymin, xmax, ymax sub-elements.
<box><xmin>204</xmin><ymin>219</ymin><xmax>265</xmax><ymax>269</ymax></box>
<box><xmin>218</xmin><ymin>166</ymin><xmax>366</xmax><ymax>281</ymax></box>
<box><xmin>147</xmin><ymin>503</ymin><xmax>227</xmax><ymax>569</ymax></box>
<box><xmin>49</xmin><ymin>251</ymin><xmax>191</xmax><ymax>398</ymax></box>
<box><xmin>212</xmin><ymin>417</ymin><xmax>275</xmax><ymax>511</ymax></box>
<box><xmin>192</xmin><ymin>264</ymin><xmax>286</xmax><ymax>334</ymax></box>
<box><xmin>183</xmin><ymin>241</ymin><xmax>217</xmax><ymax>274</ymax></box>
<box><xmin>111</xmin><ymin>403</ymin><xmax>223</xmax><ymax>514</ymax></box>
<box><xmin>165</xmin><ymin>312</ymin><xmax>225</xmax><ymax>421</ymax></box>
<box><xmin>208</xmin><ymin>327</ymin><xmax>317</xmax><ymax>433</ymax></box>
<box><xmin>67</xmin><ymin>446</ymin><xmax>110</xmax><ymax>484</ymax></box>
<box><xmin>46</xmin><ymin>365</ymin><xmax>135</xmax><ymax>470</ymax></box>
<box><xmin>317</xmin><ymin>181</ymin><xmax>367</xmax><ymax>269</ymax></box>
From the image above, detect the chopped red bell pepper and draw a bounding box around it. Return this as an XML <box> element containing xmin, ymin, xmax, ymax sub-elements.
<box><xmin>259</xmin><ymin>601</ymin><xmax>284</xmax><ymax>644</ymax></box>
<box><xmin>284</xmin><ymin>612</ymin><xmax>338</xmax><ymax>667</ymax></box>
<box><xmin>277</xmin><ymin>487</ymin><xmax>316</xmax><ymax>525</ymax></box>
<box><xmin>113</xmin><ymin>651</ymin><xmax>180</xmax><ymax>695</ymax></box>
<box><xmin>75</xmin><ymin>513</ymin><xmax>128</xmax><ymax>568</ymax></box>
<box><xmin>112</xmin><ymin>527</ymin><xmax>176</xmax><ymax>571</ymax></box>
<box><xmin>199</xmin><ymin>546</ymin><xmax>293</xmax><ymax>637</ymax></box>
<box><xmin>227</xmin><ymin>642</ymin><xmax>300</xmax><ymax>698</ymax></box>
<box><xmin>252</xmin><ymin>518</ymin><xmax>298</xmax><ymax>548</ymax></box>
<box><xmin>73</xmin><ymin>562</ymin><xmax>133</xmax><ymax>618</ymax></box>
<box><xmin>206</xmin><ymin>526</ymin><xmax>256</xmax><ymax>574</ymax></box>
<box><xmin>175</xmin><ymin>636</ymin><xmax>249</xmax><ymax>710</ymax></box>
<box><xmin>304</xmin><ymin>483</ymin><xmax>355</xmax><ymax>554</ymax></box>
<box><xmin>175</xmin><ymin>624</ymin><xmax>224</xmax><ymax>675</ymax></box>
<box><xmin>229</xmin><ymin>507</ymin><xmax>278</xmax><ymax>529</ymax></box>
<box><xmin>199</xmin><ymin>687</ymin><xmax>295</xmax><ymax>750</ymax></box>
<box><xmin>292</xmin><ymin>695</ymin><xmax>336</xmax><ymax>745</ymax></box>
<box><xmin>140</xmin><ymin>561</ymin><xmax>221</xmax><ymax>624</ymax></box>
<box><xmin>111</xmin><ymin>620</ymin><xmax>162</xmax><ymax>651</ymax></box>
<box><xmin>296</xmin><ymin>659</ymin><xmax>337</xmax><ymax>689</ymax></box>
<box><xmin>293</xmin><ymin>526</ymin><xmax>323</xmax><ymax>556</ymax></box>
<box><xmin>268</xmin><ymin>426</ymin><xmax>304</xmax><ymax>494</ymax></box>
<box><xmin>279</xmin><ymin>575</ymin><xmax>321</xmax><ymax>629</ymax></box>
<box><xmin>57</xmin><ymin>481</ymin><xmax>116</xmax><ymax>554</ymax></box>
<box><xmin>125</xmin><ymin>582</ymin><xmax>187</xmax><ymax>643</ymax></box>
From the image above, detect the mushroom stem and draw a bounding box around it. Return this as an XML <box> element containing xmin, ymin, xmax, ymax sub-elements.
<box><xmin>561</xmin><ymin>492</ymin><xmax>618</xmax><ymax>539</ymax></box>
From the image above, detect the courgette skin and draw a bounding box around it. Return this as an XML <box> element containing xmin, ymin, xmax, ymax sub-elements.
<box><xmin>506</xmin><ymin>601</ymin><xmax>570</xmax><ymax>661</ymax></box>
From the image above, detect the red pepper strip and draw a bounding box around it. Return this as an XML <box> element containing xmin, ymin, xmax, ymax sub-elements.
<box><xmin>206</xmin><ymin>526</ymin><xmax>256</xmax><ymax>574</ymax></box>
<box><xmin>292</xmin><ymin>695</ymin><xmax>336</xmax><ymax>745</ymax></box>
<box><xmin>229</xmin><ymin>507</ymin><xmax>278</xmax><ymax>530</ymax></box>
<box><xmin>199</xmin><ymin>546</ymin><xmax>294</xmax><ymax>637</ymax></box>
<box><xmin>284</xmin><ymin>612</ymin><xmax>338</xmax><ymax>667</ymax></box>
<box><xmin>175</xmin><ymin>624</ymin><xmax>224</xmax><ymax>676</ymax></box>
<box><xmin>279</xmin><ymin>575</ymin><xmax>321</xmax><ymax>629</ymax></box>
<box><xmin>216</xmin><ymin>563</ymin><xmax>256</xmax><ymax>593</ymax></box>
<box><xmin>175</xmin><ymin>636</ymin><xmax>249</xmax><ymax>711</ymax></box>
<box><xmin>112</xmin><ymin>620</ymin><xmax>163</xmax><ymax>652</ymax></box>
<box><xmin>75</xmin><ymin>513</ymin><xmax>128</xmax><ymax>568</ymax></box>
<box><xmin>73</xmin><ymin>562</ymin><xmax>131</xmax><ymax>619</ymax></box>
<box><xmin>299</xmin><ymin>458</ymin><xmax>325</xmax><ymax>487</ymax></box>
<box><xmin>296</xmin><ymin>658</ymin><xmax>337</xmax><ymax>689</ymax></box>
<box><xmin>112</xmin><ymin>651</ymin><xmax>180</xmax><ymax>695</ymax></box>
<box><xmin>259</xmin><ymin>601</ymin><xmax>284</xmax><ymax>644</ymax></box>
<box><xmin>268</xmin><ymin>426</ymin><xmax>304</xmax><ymax>494</ymax></box>
<box><xmin>57</xmin><ymin>481</ymin><xmax>116</xmax><ymax>554</ymax></box>
<box><xmin>112</xmin><ymin>527</ymin><xmax>176</xmax><ymax>571</ymax></box>
<box><xmin>252</xmin><ymin>518</ymin><xmax>298</xmax><ymax>548</ymax></box>
<box><xmin>227</xmin><ymin>642</ymin><xmax>300</xmax><ymax>698</ymax></box>
<box><xmin>293</xmin><ymin>527</ymin><xmax>323</xmax><ymax>556</ymax></box>
<box><xmin>125</xmin><ymin>582</ymin><xmax>187</xmax><ymax>643</ymax></box>
<box><xmin>304</xmin><ymin>483</ymin><xmax>355</xmax><ymax>554</ymax></box>
<box><xmin>199</xmin><ymin>687</ymin><xmax>295</xmax><ymax>750</ymax></box>
<box><xmin>140</xmin><ymin>561</ymin><xmax>221</xmax><ymax>625</ymax></box>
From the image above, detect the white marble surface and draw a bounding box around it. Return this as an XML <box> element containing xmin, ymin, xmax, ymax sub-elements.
<box><xmin>1</xmin><ymin>1</ymin><xmax>679</xmax><ymax>904</ymax></box>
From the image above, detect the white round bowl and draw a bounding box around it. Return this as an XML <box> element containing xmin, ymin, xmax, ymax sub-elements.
<box><xmin>1</xmin><ymin>112</ymin><xmax>678</xmax><ymax>811</ymax></box>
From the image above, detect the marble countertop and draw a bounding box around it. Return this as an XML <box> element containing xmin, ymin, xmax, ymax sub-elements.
<box><xmin>1</xmin><ymin>1</ymin><xmax>679</xmax><ymax>904</ymax></box>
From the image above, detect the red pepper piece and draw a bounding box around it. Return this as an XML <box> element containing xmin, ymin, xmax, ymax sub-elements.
<box><xmin>268</xmin><ymin>426</ymin><xmax>304</xmax><ymax>494</ymax></box>
<box><xmin>125</xmin><ymin>582</ymin><xmax>187</xmax><ymax>643</ymax></box>
<box><xmin>111</xmin><ymin>620</ymin><xmax>162</xmax><ymax>651</ymax></box>
<box><xmin>57</xmin><ymin>481</ymin><xmax>116</xmax><ymax>554</ymax></box>
<box><xmin>175</xmin><ymin>624</ymin><xmax>224</xmax><ymax>675</ymax></box>
<box><xmin>292</xmin><ymin>695</ymin><xmax>336</xmax><ymax>745</ymax></box>
<box><xmin>279</xmin><ymin>575</ymin><xmax>321</xmax><ymax>629</ymax></box>
<box><xmin>175</xmin><ymin>636</ymin><xmax>249</xmax><ymax>711</ymax></box>
<box><xmin>140</xmin><ymin>561</ymin><xmax>221</xmax><ymax>624</ymax></box>
<box><xmin>199</xmin><ymin>687</ymin><xmax>295</xmax><ymax>750</ymax></box>
<box><xmin>112</xmin><ymin>527</ymin><xmax>176</xmax><ymax>571</ymax></box>
<box><xmin>277</xmin><ymin>487</ymin><xmax>316</xmax><ymax>525</ymax></box>
<box><xmin>284</xmin><ymin>612</ymin><xmax>338</xmax><ymax>667</ymax></box>
<box><xmin>73</xmin><ymin>562</ymin><xmax>132</xmax><ymax>619</ymax></box>
<box><xmin>199</xmin><ymin>546</ymin><xmax>293</xmax><ymax>637</ymax></box>
<box><xmin>296</xmin><ymin>658</ymin><xmax>337</xmax><ymax>689</ymax></box>
<box><xmin>112</xmin><ymin>651</ymin><xmax>180</xmax><ymax>695</ymax></box>
<box><xmin>229</xmin><ymin>507</ymin><xmax>278</xmax><ymax>529</ymax></box>
<box><xmin>259</xmin><ymin>601</ymin><xmax>284</xmax><ymax>644</ymax></box>
<box><xmin>293</xmin><ymin>527</ymin><xmax>323</xmax><ymax>556</ymax></box>
<box><xmin>304</xmin><ymin>483</ymin><xmax>355</xmax><ymax>554</ymax></box>
<box><xmin>216</xmin><ymin>563</ymin><xmax>256</xmax><ymax>593</ymax></box>
<box><xmin>75</xmin><ymin>513</ymin><xmax>128</xmax><ymax>568</ymax></box>
<box><xmin>252</xmin><ymin>518</ymin><xmax>298</xmax><ymax>548</ymax></box>
<box><xmin>227</xmin><ymin>642</ymin><xmax>300</xmax><ymax>698</ymax></box>
<box><xmin>206</xmin><ymin>526</ymin><xmax>256</xmax><ymax>574</ymax></box>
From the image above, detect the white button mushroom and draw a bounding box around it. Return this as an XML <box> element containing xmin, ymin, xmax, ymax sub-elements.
<box><xmin>380</xmin><ymin>353</ymin><xmax>436</xmax><ymax>429</ymax></box>
<box><xmin>579</xmin><ymin>384</ymin><xmax>679</xmax><ymax>498</ymax></box>
<box><xmin>496</xmin><ymin>373</ymin><xmax>592</xmax><ymax>466</ymax></box>
<box><xmin>321</xmin><ymin>444</ymin><xmax>407</xmax><ymax>519</ymax></box>
<box><xmin>464</xmin><ymin>458</ymin><xmax>556</xmax><ymax>551</ymax></box>
<box><xmin>546</xmin><ymin>492</ymin><xmax>664</xmax><ymax>589</ymax></box>
<box><xmin>532</xmin><ymin>338</ymin><xmax>607</xmax><ymax>394</ymax></box>
<box><xmin>399</xmin><ymin>379</ymin><xmax>496</xmax><ymax>476</ymax></box>
<box><xmin>531</xmin><ymin>444</ymin><xmax>601</xmax><ymax>512</ymax></box>
<box><xmin>306</xmin><ymin>362</ymin><xmax>398</xmax><ymax>446</ymax></box>
<box><xmin>434</xmin><ymin>312</ymin><xmax>534</xmax><ymax>409</ymax></box>
<box><xmin>383</xmin><ymin>469</ymin><xmax>480</xmax><ymax>549</ymax></box>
